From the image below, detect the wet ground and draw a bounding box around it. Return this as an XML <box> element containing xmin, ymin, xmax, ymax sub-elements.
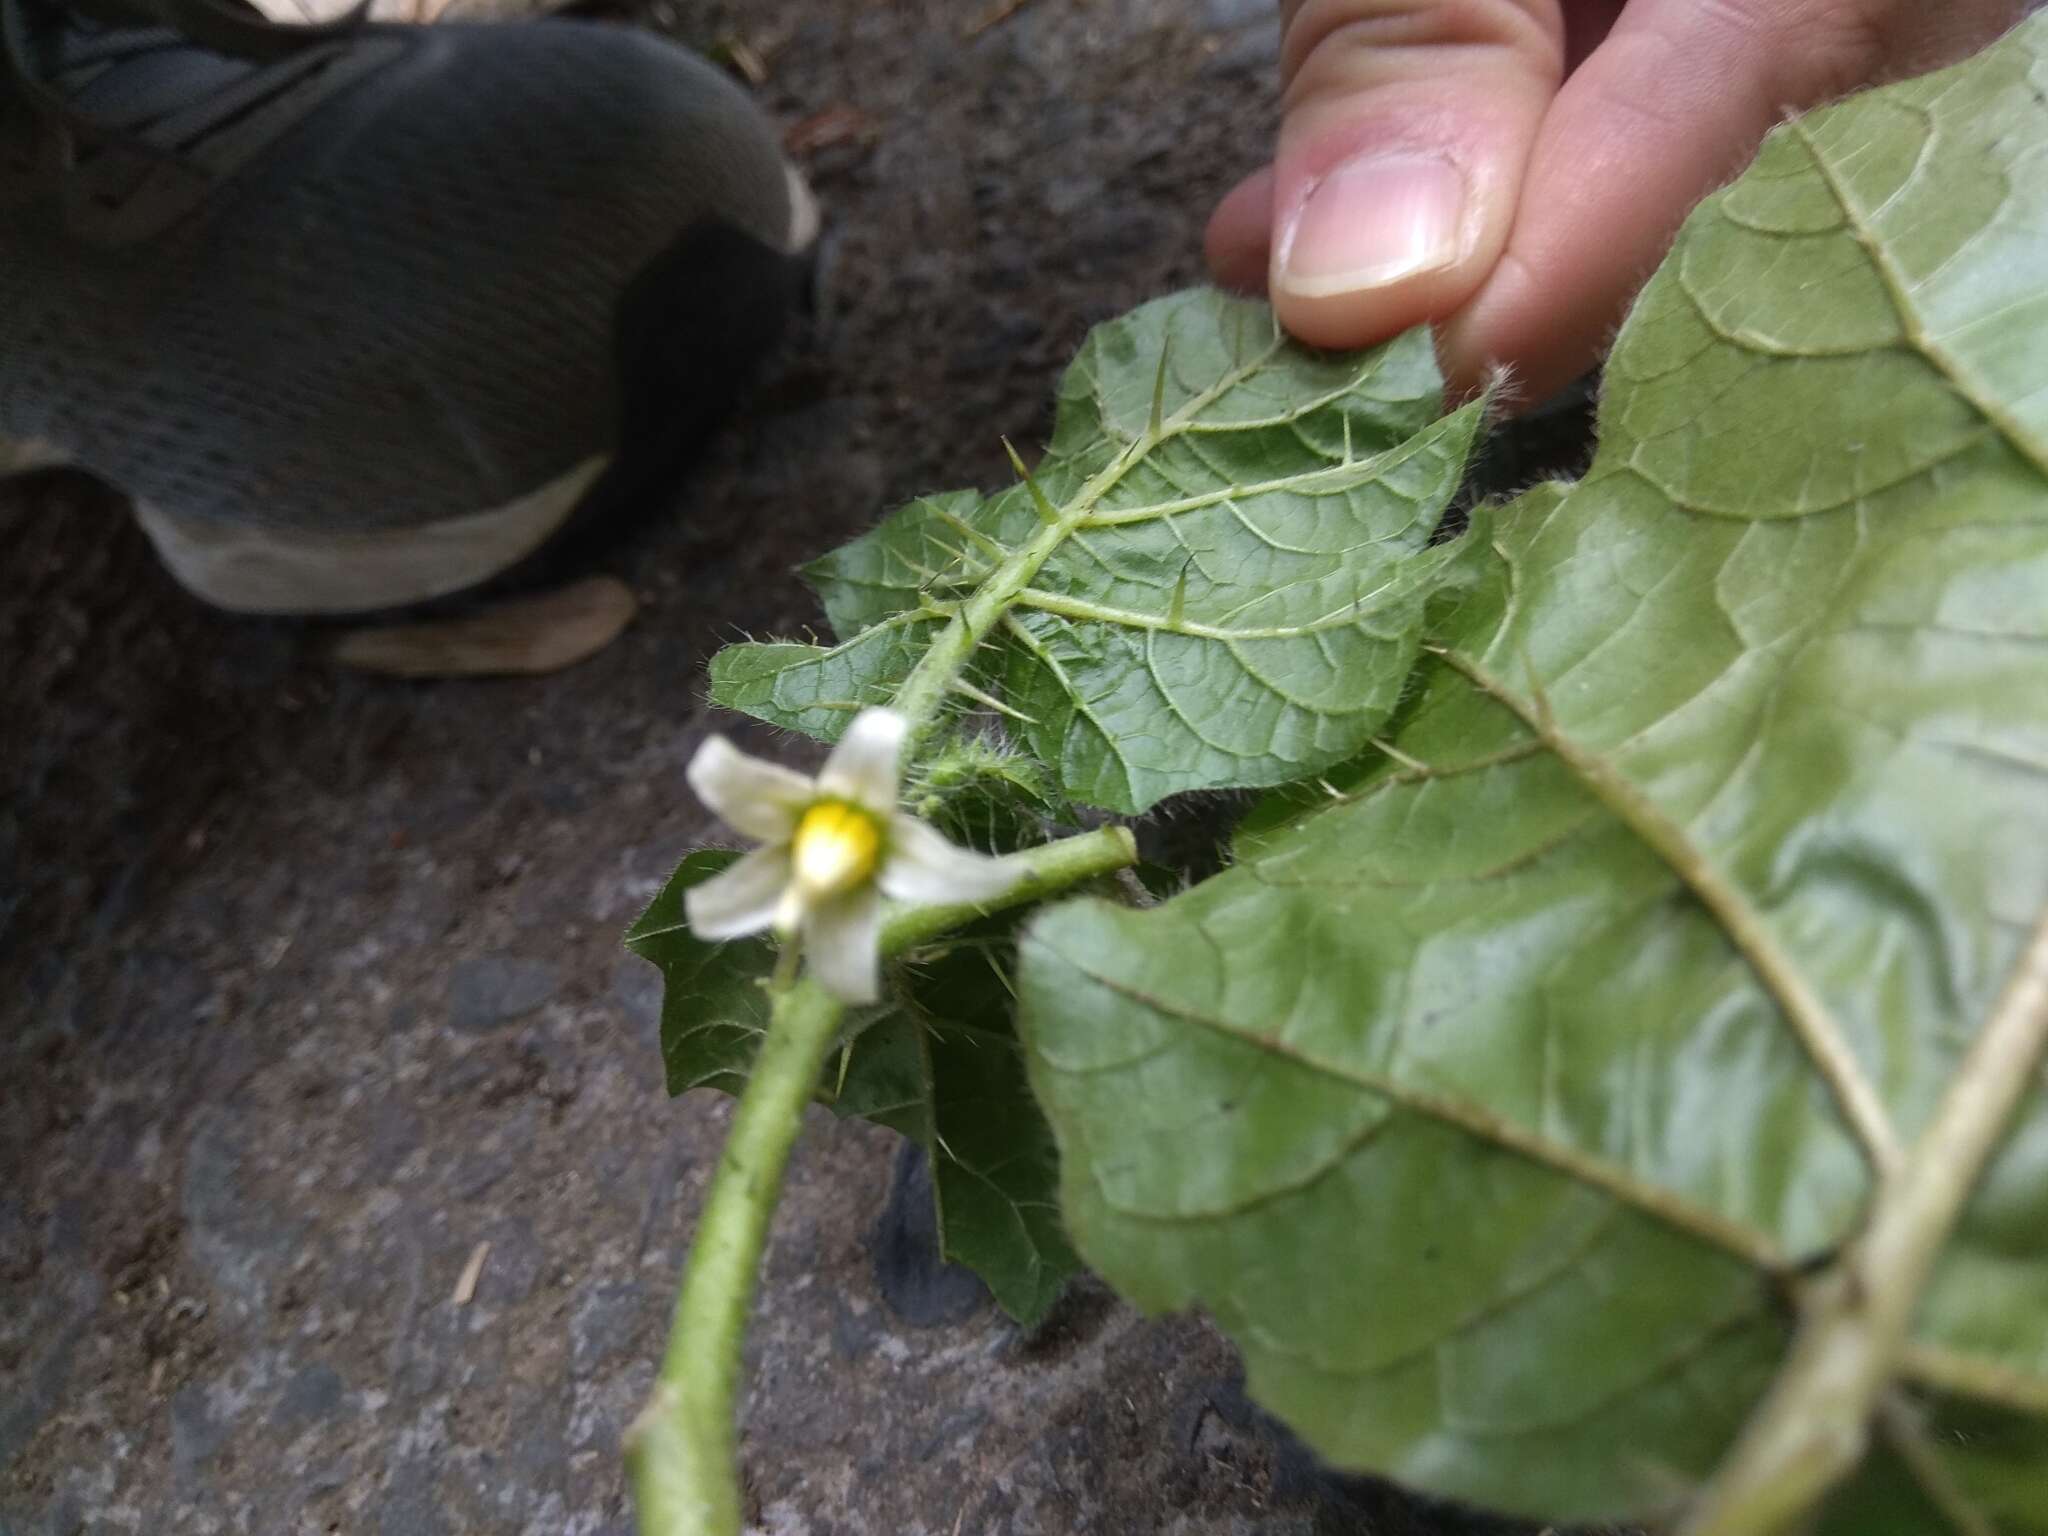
<box><xmin>1</xmin><ymin>2</ymin><xmax>1581</xmax><ymax>1531</ymax></box>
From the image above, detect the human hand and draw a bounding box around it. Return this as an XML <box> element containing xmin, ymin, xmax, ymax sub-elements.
<box><xmin>1206</xmin><ymin>0</ymin><xmax>2028</xmax><ymax>404</ymax></box>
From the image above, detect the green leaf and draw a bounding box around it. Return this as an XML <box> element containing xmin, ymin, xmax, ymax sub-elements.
<box><xmin>833</xmin><ymin>923</ymin><xmax>1079</xmax><ymax>1325</ymax></box>
<box><xmin>624</xmin><ymin>851</ymin><xmax>782</xmax><ymax>1097</ymax></box>
<box><xmin>713</xmin><ymin>291</ymin><xmax>1485</xmax><ymax>813</ymax></box>
<box><xmin>1021</xmin><ymin>21</ymin><xmax>2048</xmax><ymax>1531</ymax></box>
<box><xmin>1004</xmin><ymin>334</ymin><xmax>1481</xmax><ymax>814</ymax></box>
<box><xmin>708</xmin><ymin>621</ymin><xmax>943</xmax><ymax>746</ymax></box>
<box><xmin>625</xmin><ymin>857</ymin><xmax>1077</xmax><ymax>1324</ymax></box>
<box><xmin>804</xmin><ymin>491</ymin><xmax>1011</xmax><ymax>642</ymax></box>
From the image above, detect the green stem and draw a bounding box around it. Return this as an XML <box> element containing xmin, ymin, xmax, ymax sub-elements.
<box><xmin>627</xmin><ymin>977</ymin><xmax>843</xmax><ymax>1536</ymax></box>
<box><xmin>634</xmin><ymin>348</ymin><xmax>1180</xmax><ymax>1526</ymax></box>
<box><xmin>887</xmin><ymin>498</ymin><xmax>1089</xmax><ymax>744</ymax></box>
<box><xmin>628</xmin><ymin>824</ymin><xmax>1140</xmax><ymax>1535</ymax></box>
<box><xmin>887</xmin><ymin>334</ymin><xmax>1280</xmax><ymax>748</ymax></box>
<box><xmin>882</xmin><ymin>823</ymin><xmax>1138</xmax><ymax>950</ymax></box>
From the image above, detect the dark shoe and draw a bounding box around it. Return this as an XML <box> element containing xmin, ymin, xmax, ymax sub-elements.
<box><xmin>0</xmin><ymin>0</ymin><xmax>815</xmax><ymax>612</ymax></box>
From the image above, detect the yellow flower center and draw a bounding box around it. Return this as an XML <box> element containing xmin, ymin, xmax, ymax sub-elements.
<box><xmin>791</xmin><ymin>800</ymin><xmax>883</xmax><ymax>905</ymax></box>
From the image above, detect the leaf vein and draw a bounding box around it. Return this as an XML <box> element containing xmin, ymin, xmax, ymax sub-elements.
<box><xmin>1034</xmin><ymin>942</ymin><xmax>1790</xmax><ymax>1271</ymax></box>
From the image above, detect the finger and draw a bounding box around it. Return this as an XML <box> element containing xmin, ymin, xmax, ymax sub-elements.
<box><xmin>1264</xmin><ymin>0</ymin><xmax>1568</xmax><ymax>351</ymax></box>
<box><xmin>1437</xmin><ymin>0</ymin><xmax>2030</xmax><ymax>401</ymax></box>
<box><xmin>1205</xmin><ymin>165</ymin><xmax>1274</xmax><ymax>293</ymax></box>
<box><xmin>1206</xmin><ymin>4</ymin><xmax>1624</xmax><ymax>327</ymax></box>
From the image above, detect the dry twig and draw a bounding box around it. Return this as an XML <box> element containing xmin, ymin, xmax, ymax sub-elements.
<box><xmin>451</xmin><ymin>1241</ymin><xmax>492</xmax><ymax>1306</ymax></box>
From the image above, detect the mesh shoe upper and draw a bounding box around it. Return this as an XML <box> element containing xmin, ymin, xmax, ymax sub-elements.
<box><xmin>0</xmin><ymin>1</ymin><xmax>796</xmax><ymax>535</ymax></box>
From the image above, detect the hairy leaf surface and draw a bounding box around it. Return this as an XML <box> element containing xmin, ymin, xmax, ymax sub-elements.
<box><xmin>1022</xmin><ymin>23</ymin><xmax>2048</xmax><ymax>1529</ymax></box>
<box><xmin>712</xmin><ymin>298</ymin><xmax>1484</xmax><ymax>812</ymax></box>
<box><xmin>625</xmin><ymin>855</ymin><xmax>1075</xmax><ymax>1323</ymax></box>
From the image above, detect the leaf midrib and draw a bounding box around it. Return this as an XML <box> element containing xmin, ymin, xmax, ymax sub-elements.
<box><xmin>1431</xmin><ymin>642</ymin><xmax>1907</xmax><ymax>1180</ymax></box>
<box><xmin>1791</xmin><ymin>116</ymin><xmax>2048</xmax><ymax>481</ymax></box>
<box><xmin>883</xmin><ymin>330</ymin><xmax>1292</xmax><ymax>738</ymax></box>
<box><xmin>1010</xmin><ymin>576</ymin><xmax>1411</xmax><ymax>641</ymax></box>
<box><xmin>1078</xmin><ymin>415</ymin><xmax>1460</xmax><ymax>529</ymax></box>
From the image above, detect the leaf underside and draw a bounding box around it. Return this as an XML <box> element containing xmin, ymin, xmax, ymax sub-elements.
<box><xmin>625</xmin><ymin>855</ymin><xmax>1076</xmax><ymax>1325</ymax></box>
<box><xmin>1020</xmin><ymin>21</ymin><xmax>2048</xmax><ymax>1532</ymax></box>
<box><xmin>713</xmin><ymin>297</ymin><xmax>1484</xmax><ymax>814</ymax></box>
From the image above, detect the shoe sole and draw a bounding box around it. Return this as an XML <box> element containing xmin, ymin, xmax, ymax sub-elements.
<box><xmin>129</xmin><ymin>453</ymin><xmax>609</xmax><ymax>615</ymax></box>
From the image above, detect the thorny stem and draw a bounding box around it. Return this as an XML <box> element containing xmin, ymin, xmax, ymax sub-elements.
<box><xmin>881</xmin><ymin>823</ymin><xmax>1137</xmax><ymax>952</ymax></box>
<box><xmin>885</xmin><ymin>469</ymin><xmax>1103</xmax><ymax>747</ymax></box>
<box><xmin>628</xmin><ymin>826</ymin><xmax>1139</xmax><ymax>1536</ymax></box>
<box><xmin>886</xmin><ymin>333</ymin><xmax>1279</xmax><ymax>749</ymax></box>
<box><xmin>1679</xmin><ymin>912</ymin><xmax>2048</xmax><ymax>1536</ymax></box>
<box><xmin>626</xmin><ymin>977</ymin><xmax>840</xmax><ymax>1536</ymax></box>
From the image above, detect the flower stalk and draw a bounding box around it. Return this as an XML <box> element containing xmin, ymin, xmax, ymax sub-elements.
<box><xmin>625</xmin><ymin>975</ymin><xmax>841</xmax><ymax>1536</ymax></box>
<box><xmin>628</xmin><ymin>389</ymin><xmax>1189</xmax><ymax>1532</ymax></box>
<box><xmin>628</xmin><ymin>823</ymin><xmax>1138</xmax><ymax>1536</ymax></box>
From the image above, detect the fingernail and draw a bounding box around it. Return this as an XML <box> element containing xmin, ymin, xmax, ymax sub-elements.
<box><xmin>1277</xmin><ymin>153</ymin><xmax>1467</xmax><ymax>298</ymax></box>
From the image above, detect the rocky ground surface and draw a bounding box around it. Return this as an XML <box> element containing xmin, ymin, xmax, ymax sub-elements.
<box><xmin>1</xmin><ymin>1</ymin><xmax>1592</xmax><ymax>1531</ymax></box>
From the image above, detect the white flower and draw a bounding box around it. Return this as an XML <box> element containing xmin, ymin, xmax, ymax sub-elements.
<box><xmin>683</xmin><ymin>709</ymin><xmax>1018</xmax><ymax>1004</ymax></box>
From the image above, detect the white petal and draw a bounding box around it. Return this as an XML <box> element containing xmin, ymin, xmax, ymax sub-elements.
<box><xmin>685</xmin><ymin>846</ymin><xmax>795</xmax><ymax>940</ymax></box>
<box><xmin>816</xmin><ymin>709</ymin><xmax>907</xmax><ymax>813</ymax></box>
<box><xmin>879</xmin><ymin>816</ymin><xmax>1019</xmax><ymax>907</ymax></box>
<box><xmin>686</xmin><ymin>736</ymin><xmax>811</xmax><ymax>842</ymax></box>
<box><xmin>802</xmin><ymin>885</ymin><xmax>883</xmax><ymax>1004</ymax></box>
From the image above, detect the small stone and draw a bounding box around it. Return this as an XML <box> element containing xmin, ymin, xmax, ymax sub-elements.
<box><xmin>274</xmin><ymin>1362</ymin><xmax>346</xmax><ymax>1427</ymax></box>
<box><xmin>447</xmin><ymin>955</ymin><xmax>558</xmax><ymax>1032</ymax></box>
<box><xmin>1042</xmin><ymin>172</ymin><xmax>1102</xmax><ymax>219</ymax></box>
<box><xmin>181</xmin><ymin>1110</ymin><xmax>300</xmax><ymax>1319</ymax></box>
<box><xmin>570</xmin><ymin>1283</ymin><xmax>650</xmax><ymax>1371</ymax></box>
<box><xmin>365</xmin><ymin>1095</ymin><xmax>421</xmax><ymax>1180</ymax></box>
<box><xmin>378</xmin><ymin>1456</ymin><xmax>449</xmax><ymax>1536</ymax></box>
<box><xmin>452</xmin><ymin>1149</ymin><xmax>516</xmax><ymax>1201</ymax></box>
<box><xmin>474</xmin><ymin>1217</ymin><xmax>543</xmax><ymax>1307</ymax></box>
<box><xmin>171</xmin><ymin>1383</ymin><xmax>232</xmax><ymax>1485</ymax></box>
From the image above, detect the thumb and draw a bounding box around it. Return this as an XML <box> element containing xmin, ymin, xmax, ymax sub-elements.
<box><xmin>1265</xmin><ymin>0</ymin><xmax>1565</xmax><ymax>353</ymax></box>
